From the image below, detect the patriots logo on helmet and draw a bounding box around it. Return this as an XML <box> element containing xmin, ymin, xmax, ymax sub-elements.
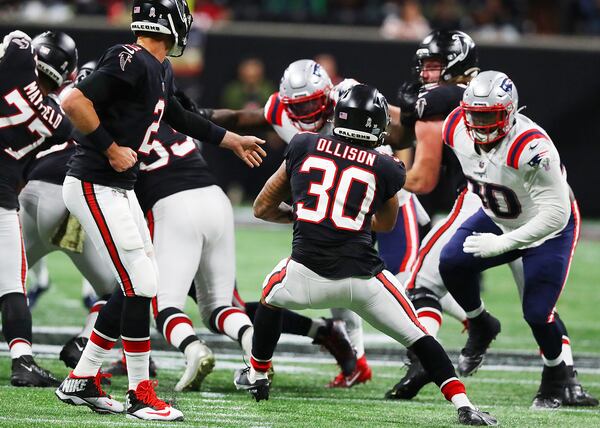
<box><xmin>500</xmin><ymin>78</ymin><xmax>513</xmax><ymax>94</ymax></box>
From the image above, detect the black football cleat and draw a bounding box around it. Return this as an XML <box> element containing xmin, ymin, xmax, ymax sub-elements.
<box><xmin>11</xmin><ymin>355</ymin><xmax>60</xmax><ymax>387</ymax></box>
<box><xmin>313</xmin><ymin>318</ymin><xmax>357</xmax><ymax>376</ymax></box>
<box><xmin>59</xmin><ymin>336</ymin><xmax>88</xmax><ymax>369</ymax></box>
<box><xmin>458</xmin><ymin>312</ymin><xmax>501</xmax><ymax>377</ymax></box>
<box><xmin>562</xmin><ymin>367</ymin><xmax>599</xmax><ymax>407</ymax></box>
<box><xmin>55</xmin><ymin>371</ymin><xmax>123</xmax><ymax>414</ymax></box>
<box><xmin>457</xmin><ymin>406</ymin><xmax>498</xmax><ymax>426</ymax></box>
<box><xmin>234</xmin><ymin>367</ymin><xmax>270</xmax><ymax>402</ymax></box>
<box><xmin>385</xmin><ymin>349</ymin><xmax>431</xmax><ymax>400</ymax></box>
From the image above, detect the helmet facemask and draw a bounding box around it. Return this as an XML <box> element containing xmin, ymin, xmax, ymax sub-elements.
<box><xmin>281</xmin><ymin>90</ymin><xmax>331</xmax><ymax>131</ymax></box>
<box><xmin>461</xmin><ymin>102</ymin><xmax>511</xmax><ymax>145</ymax></box>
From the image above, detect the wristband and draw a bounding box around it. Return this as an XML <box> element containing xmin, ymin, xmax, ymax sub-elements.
<box><xmin>86</xmin><ymin>125</ymin><xmax>114</xmax><ymax>151</ymax></box>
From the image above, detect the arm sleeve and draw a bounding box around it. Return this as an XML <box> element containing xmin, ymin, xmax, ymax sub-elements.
<box><xmin>499</xmin><ymin>143</ymin><xmax>571</xmax><ymax>250</ymax></box>
<box><xmin>164</xmin><ymin>95</ymin><xmax>226</xmax><ymax>146</ymax></box>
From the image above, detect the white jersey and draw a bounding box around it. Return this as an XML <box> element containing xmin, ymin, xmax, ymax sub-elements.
<box><xmin>443</xmin><ymin>108</ymin><xmax>571</xmax><ymax>248</ymax></box>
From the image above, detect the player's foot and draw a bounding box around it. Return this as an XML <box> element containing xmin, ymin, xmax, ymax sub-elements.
<box><xmin>126</xmin><ymin>380</ymin><xmax>183</xmax><ymax>421</ymax></box>
<box><xmin>27</xmin><ymin>281</ymin><xmax>51</xmax><ymax>309</ymax></box>
<box><xmin>562</xmin><ymin>367</ymin><xmax>599</xmax><ymax>407</ymax></box>
<box><xmin>327</xmin><ymin>354</ymin><xmax>372</xmax><ymax>388</ymax></box>
<box><xmin>384</xmin><ymin>349</ymin><xmax>431</xmax><ymax>399</ymax></box>
<box><xmin>11</xmin><ymin>355</ymin><xmax>60</xmax><ymax>387</ymax></box>
<box><xmin>458</xmin><ymin>311</ymin><xmax>501</xmax><ymax>376</ymax></box>
<box><xmin>106</xmin><ymin>352</ymin><xmax>158</xmax><ymax>377</ymax></box>
<box><xmin>313</xmin><ymin>318</ymin><xmax>357</xmax><ymax>376</ymax></box>
<box><xmin>59</xmin><ymin>336</ymin><xmax>88</xmax><ymax>369</ymax></box>
<box><xmin>174</xmin><ymin>341</ymin><xmax>215</xmax><ymax>392</ymax></box>
<box><xmin>457</xmin><ymin>406</ymin><xmax>498</xmax><ymax>426</ymax></box>
<box><xmin>55</xmin><ymin>371</ymin><xmax>123</xmax><ymax>414</ymax></box>
<box><xmin>234</xmin><ymin>367</ymin><xmax>270</xmax><ymax>402</ymax></box>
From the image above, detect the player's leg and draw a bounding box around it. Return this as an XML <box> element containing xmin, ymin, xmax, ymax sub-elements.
<box><xmin>350</xmin><ymin>270</ymin><xmax>496</xmax><ymax>425</ymax></box>
<box><xmin>0</xmin><ymin>205</ymin><xmax>60</xmax><ymax>387</ymax></box>
<box><xmin>440</xmin><ymin>208</ymin><xmax>520</xmax><ymax>376</ymax></box>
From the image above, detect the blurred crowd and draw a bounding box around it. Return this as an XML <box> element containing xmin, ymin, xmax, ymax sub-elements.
<box><xmin>2</xmin><ymin>1</ymin><xmax>600</xmax><ymax>38</ymax></box>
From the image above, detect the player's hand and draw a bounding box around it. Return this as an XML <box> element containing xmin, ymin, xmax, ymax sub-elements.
<box><xmin>0</xmin><ymin>31</ymin><xmax>31</xmax><ymax>58</ymax></box>
<box><xmin>463</xmin><ymin>232</ymin><xmax>511</xmax><ymax>258</ymax></box>
<box><xmin>106</xmin><ymin>143</ymin><xmax>137</xmax><ymax>172</ymax></box>
<box><xmin>220</xmin><ymin>131</ymin><xmax>267</xmax><ymax>168</ymax></box>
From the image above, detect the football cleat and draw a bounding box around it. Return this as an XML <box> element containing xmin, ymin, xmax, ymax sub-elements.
<box><xmin>234</xmin><ymin>367</ymin><xmax>270</xmax><ymax>402</ymax></box>
<box><xmin>106</xmin><ymin>351</ymin><xmax>158</xmax><ymax>378</ymax></box>
<box><xmin>313</xmin><ymin>318</ymin><xmax>357</xmax><ymax>376</ymax></box>
<box><xmin>457</xmin><ymin>312</ymin><xmax>501</xmax><ymax>377</ymax></box>
<box><xmin>126</xmin><ymin>380</ymin><xmax>183</xmax><ymax>421</ymax></box>
<box><xmin>531</xmin><ymin>364</ymin><xmax>599</xmax><ymax>410</ymax></box>
<box><xmin>327</xmin><ymin>354</ymin><xmax>372</xmax><ymax>388</ymax></box>
<box><xmin>174</xmin><ymin>340</ymin><xmax>215</xmax><ymax>392</ymax></box>
<box><xmin>457</xmin><ymin>406</ymin><xmax>498</xmax><ymax>426</ymax></box>
<box><xmin>11</xmin><ymin>355</ymin><xmax>60</xmax><ymax>387</ymax></box>
<box><xmin>384</xmin><ymin>349</ymin><xmax>431</xmax><ymax>399</ymax></box>
<box><xmin>55</xmin><ymin>371</ymin><xmax>123</xmax><ymax>414</ymax></box>
<box><xmin>59</xmin><ymin>336</ymin><xmax>88</xmax><ymax>369</ymax></box>
<box><xmin>27</xmin><ymin>282</ymin><xmax>50</xmax><ymax>308</ymax></box>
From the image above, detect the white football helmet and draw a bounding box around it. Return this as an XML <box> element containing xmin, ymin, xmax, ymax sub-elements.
<box><xmin>461</xmin><ymin>70</ymin><xmax>519</xmax><ymax>144</ymax></box>
<box><xmin>279</xmin><ymin>59</ymin><xmax>333</xmax><ymax>131</ymax></box>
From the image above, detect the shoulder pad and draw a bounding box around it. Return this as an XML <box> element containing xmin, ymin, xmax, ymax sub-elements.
<box><xmin>506</xmin><ymin>129</ymin><xmax>551</xmax><ymax>169</ymax></box>
<box><xmin>264</xmin><ymin>92</ymin><xmax>285</xmax><ymax>126</ymax></box>
<box><xmin>417</xmin><ymin>85</ymin><xmax>464</xmax><ymax>120</ymax></box>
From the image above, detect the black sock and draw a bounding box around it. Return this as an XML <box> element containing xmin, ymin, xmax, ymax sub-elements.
<box><xmin>121</xmin><ymin>296</ymin><xmax>151</xmax><ymax>339</ymax></box>
<box><xmin>251</xmin><ymin>302</ymin><xmax>282</xmax><ymax>361</ymax></box>
<box><xmin>528</xmin><ymin>320</ymin><xmax>562</xmax><ymax>361</ymax></box>
<box><xmin>0</xmin><ymin>293</ymin><xmax>32</xmax><ymax>348</ymax></box>
<box><xmin>409</xmin><ymin>336</ymin><xmax>457</xmax><ymax>387</ymax></box>
<box><xmin>94</xmin><ymin>288</ymin><xmax>124</xmax><ymax>339</ymax></box>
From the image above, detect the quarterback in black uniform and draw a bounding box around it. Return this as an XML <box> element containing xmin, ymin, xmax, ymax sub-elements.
<box><xmin>234</xmin><ymin>84</ymin><xmax>497</xmax><ymax>426</ymax></box>
<box><xmin>0</xmin><ymin>29</ymin><xmax>76</xmax><ymax>388</ymax></box>
<box><xmin>54</xmin><ymin>0</ymin><xmax>265</xmax><ymax>421</ymax></box>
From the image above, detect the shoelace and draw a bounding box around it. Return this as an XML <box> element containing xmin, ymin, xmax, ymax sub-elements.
<box><xmin>93</xmin><ymin>372</ymin><xmax>112</xmax><ymax>397</ymax></box>
<box><xmin>136</xmin><ymin>380</ymin><xmax>167</xmax><ymax>410</ymax></box>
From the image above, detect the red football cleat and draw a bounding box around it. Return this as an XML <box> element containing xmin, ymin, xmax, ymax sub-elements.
<box><xmin>327</xmin><ymin>355</ymin><xmax>372</xmax><ymax>388</ymax></box>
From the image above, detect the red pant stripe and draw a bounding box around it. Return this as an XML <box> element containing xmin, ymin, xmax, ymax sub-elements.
<box><xmin>146</xmin><ymin>209</ymin><xmax>155</xmax><ymax>241</ymax></box>
<box><xmin>250</xmin><ymin>356</ymin><xmax>271</xmax><ymax>372</ymax></box>
<box><xmin>18</xmin><ymin>221</ymin><xmax>27</xmax><ymax>295</ymax></box>
<box><xmin>82</xmin><ymin>181</ymin><xmax>134</xmax><ymax>296</ymax></box>
<box><xmin>262</xmin><ymin>258</ymin><xmax>290</xmax><ymax>299</ymax></box>
<box><xmin>376</xmin><ymin>272</ymin><xmax>428</xmax><ymax>334</ymax></box>
<box><xmin>89</xmin><ymin>301</ymin><xmax>106</xmax><ymax>314</ymax></box>
<box><xmin>418</xmin><ymin>310</ymin><xmax>443</xmax><ymax>326</ymax></box>
<box><xmin>165</xmin><ymin>316</ymin><xmax>193</xmax><ymax>344</ymax></box>
<box><xmin>9</xmin><ymin>338</ymin><xmax>31</xmax><ymax>348</ymax></box>
<box><xmin>216</xmin><ymin>308</ymin><xmax>245</xmax><ymax>333</ymax></box>
<box><xmin>406</xmin><ymin>189</ymin><xmax>467</xmax><ymax>290</ymax></box>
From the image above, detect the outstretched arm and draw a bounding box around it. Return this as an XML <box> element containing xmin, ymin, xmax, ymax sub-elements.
<box><xmin>254</xmin><ymin>161</ymin><xmax>293</xmax><ymax>223</ymax></box>
<box><xmin>371</xmin><ymin>194</ymin><xmax>400</xmax><ymax>232</ymax></box>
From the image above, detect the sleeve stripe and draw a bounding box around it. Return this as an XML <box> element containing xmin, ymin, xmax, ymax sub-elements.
<box><xmin>270</xmin><ymin>97</ymin><xmax>283</xmax><ymax>126</ymax></box>
<box><xmin>507</xmin><ymin>129</ymin><xmax>547</xmax><ymax>169</ymax></box>
<box><xmin>443</xmin><ymin>107</ymin><xmax>462</xmax><ymax>147</ymax></box>
<box><xmin>265</xmin><ymin>94</ymin><xmax>276</xmax><ymax>123</ymax></box>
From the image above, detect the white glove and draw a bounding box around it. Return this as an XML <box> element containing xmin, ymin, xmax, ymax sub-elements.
<box><xmin>0</xmin><ymin>31</ymin><xmax>31</xmax><ymax>59</ymax></box>
<box><xmin>463</xmin><ymin>232</ymin><xmax>512</xmax><ymax>258</ymax></box>
<box><xmin>330</xmin><ymin>78</ymin><xmax>360</xmax><ymax>104</ymax></box>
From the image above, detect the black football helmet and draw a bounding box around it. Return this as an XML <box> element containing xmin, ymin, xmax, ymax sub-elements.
<box><xmin>130</xmin><ymin>0</ymin><xmax>193</xmax><ymax>57</ymax></box>
<box><xmin>415</xmin><ymin>30</ymin><xmax>478</xmax><ymax>83</ymax></box>
<box><xmin>333</xmin><ymin>84</ymin><xmax>390</xmax><ymax>148</ymax></box>
<box><xmin>75</xmin><ymin>60</ymin><xmax>97</xmax><ymax>84</ymax></box>
<box><xmin>31</xmin><ymin>31</ymin><xmax>78</xmax><ymax>89</ymax></box>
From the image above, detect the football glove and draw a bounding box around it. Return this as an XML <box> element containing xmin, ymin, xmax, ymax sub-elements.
<box><xmin>463</xmin><ymin>232</ymin><xmax>512</xmax><ymax>258</ymax></box>
<box><xmin>397</xmin><ymin>81</ymin><xmax>421</xmax><ymax>127</ymax></box>
<box><xmin>0</xmin><ymin>30</ymin><xmax>31</xmax><ymax>59</ymax></box>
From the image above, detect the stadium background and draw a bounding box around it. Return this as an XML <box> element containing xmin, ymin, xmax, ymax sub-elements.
<box><xmin>0</xmin><ymin>1</ymin><xmax>599</xmax><ymax>427</ymax></box>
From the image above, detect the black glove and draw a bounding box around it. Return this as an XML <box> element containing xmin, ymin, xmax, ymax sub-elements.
<box><xmin>397</xmin><ymin>81</ymin><xmax>422</xmax><ymax>127</ymax></box>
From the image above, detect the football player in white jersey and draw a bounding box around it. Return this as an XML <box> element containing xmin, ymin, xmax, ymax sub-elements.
<box><xmin>264</xmin><ymin>59</ymin><xmax>428</xmax><ymax>387</ymax></box>
<box><xmin>439</xmin><ymin>70</ymin><xmax>597</xmax><ymax>409</ymax></box>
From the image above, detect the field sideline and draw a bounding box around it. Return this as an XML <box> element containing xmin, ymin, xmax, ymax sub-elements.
<box><xmin>0</xmin><ymin>225</ymin><xmax>599</xmax><ymax>426</ymax></box>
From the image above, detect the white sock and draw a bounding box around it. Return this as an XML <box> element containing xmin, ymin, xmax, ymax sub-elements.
<box><xmin>307</xmin><ymin>318</ymin><xmax>326</xmax><ymax>339</ymax></box>
<box><xmin>466</xmin><ymin>303</ymin><xmax>485</xmax><ymax>319</ymax></box>
<box><xmin>163</xmin><ymin>313</ymin><xmax>196</xmax><ymax>349</ymax></box>
<box><xmin>216</xmin><ymin>308</ymin><xmax>253</xmax><ymax>344</ymax></box>
<box><xmin>124</xmin><ymin>351</ymin><xmax>150</xmax><ymax>390</ymax></box>
<box><xmin>240</xmin><ymin>326</ymin><xmax>253</xmax><ymax>357</ymax></box>
<box><xmin>561</xmin><ymin>336</ymin><xmax>574</xmax><ymax>366</ymax></box>
<box><xmin>451</xmin><ymin>393</ymin><xmax>474</xmax><ymax>410</ymax></box>
<box><xmin>78</xmin><ymin>300</ymin><xmax>106</xmax><ymax>339</ymax></box>
<box><xmin>73</xmin><ymin>330</ymin><xmax>115</xmax><ymax>377</ymax></box>
<box><xmin>416</xmin><ymin>308</ymin><xmax>442</xmax><ymax>338</ymax></box>
<box><xmin>9</xmin><ymin>339</ymin><xmax>32</xmax><ymax>359</ymax></box>
<box><xmin>249</xmin><ymin>366</ymin><xmax>269</xmax><ymax>383</ymax></box>
<box><xmin>440</xmin><ymin>293</ymin><xmax>467</xmax><ymax>323</ymax></box>
<box><xmin>542</xmin><ymin>351</ymin><xmax>564</xmax><ymax>367</ymax></box>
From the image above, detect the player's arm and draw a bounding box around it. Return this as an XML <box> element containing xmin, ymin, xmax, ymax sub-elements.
<box><xmin>402</xmin><ymin>119</ymin><xmax>443</xmax><ymax>194</ymax></box>
<box><xmin>211</xmin><ymin>108</ymin><xmax>270</xmax><ymax>131</ymax></box>
<box><xmin>62</xmin><ymin>74</ymin><xmax>137</xmax><ymax>172</ymax></box>
<box><xmin>164</xmin><ymin>96</ymin><xmax>266</xmax><ymax>168</ymax></box>
<box><xmin>253</xmin><ymin>161</ymin><xmax>293</xmax><ymax>224</ymax></box>
<box><xmin>372</xmin><ymin>195</ymin><xmax>400</xmax><ymax>232</ymax></box>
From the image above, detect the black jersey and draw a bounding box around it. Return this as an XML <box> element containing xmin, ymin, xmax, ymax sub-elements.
<box><xmin>135</xmin><ymin>123</ymin><xmax>217</xmax><ymax>213</ymax></box>
<box><xmin>286</xmin><ymin>132</ymin><xmax>406</xmax><ymax>279</ymax></box>
<box><xmin>24</xmin><ymin>141</ymin><xmax>76</xmax><ymax>185</ymax></box>
<box><xmin>414</xmin><ymin>83</ymin><xmax>467</xmax><ymax>214</ymax></box>
<box><xmin>67</xmin><ymin>43</ymin><xmax>174</xmax><ymax>190</ymax></box>
<box><xmin>0</xmin><ymin>35</ymin><xmax>73</xmax><ymax>209</ymax></box>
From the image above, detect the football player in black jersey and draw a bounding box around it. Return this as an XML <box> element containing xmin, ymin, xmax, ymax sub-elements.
<box><xmin>54</xmin><ymin>0</ymin><xmax>266</xmax><ymax>421</ymax></box>
<box><xmin>233</xmin><ymin>84</ymin><xmax>498</xmax><ymax>426</ymax></box>
<box><xmin>0</xmin><ymin>29</ymin><xmax>76</xmax><ymax>388</ymax></box>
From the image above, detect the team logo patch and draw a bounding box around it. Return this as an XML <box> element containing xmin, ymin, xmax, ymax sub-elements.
<box><xmin>365</xmin><ymin>117</ymin><xmax>372</xmax><ymax>128</ymax></box>
<box><xmin>119</xmin><ymin>51</ymin><xmax>132</xmax><ymax>72</ymax></box>
<box><xmin>416</xmin><ymin>97</ymin><xmax>427</xmax><ymax>118</ymax></box>
<box><xmin>149</xmin><ymin>7</ymin><xmax>156</xmax><ymax>18</ymax></box>
<box><xmin>527</xmin><ymin>150</ymin><xmax>550</xmax><ymax>170</ymax></box>
<box><xmin>339</xmin><ymin>112</ymin><xmax>347</xmax><ymax>119</ymax></box>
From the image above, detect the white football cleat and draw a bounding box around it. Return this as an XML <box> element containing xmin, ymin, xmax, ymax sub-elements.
<box><xmin>126</xmin><ymin>380</ymin><xmax>183</xmax><ymax>421</ymax></box>
<box><xmin>174</xmin><ymin>340</ymin><xmax>215</xmax><ymax>392</ymax></box>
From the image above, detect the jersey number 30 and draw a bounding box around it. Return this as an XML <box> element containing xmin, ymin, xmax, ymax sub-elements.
<box><xmin>296</xmin><ymin>156</ymin><xmax>376</xmax><ymax>231</ymax></box>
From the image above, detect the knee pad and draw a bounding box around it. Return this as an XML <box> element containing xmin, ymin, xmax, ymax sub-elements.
<box><xmin>129</xmin><ymin>255</ymin><xmax>157</xmax><ymax>298</ymax></box>
<box><xmin>407</xmin><ymin>287</ymin><xmax>442</xmax><ymax>311</ymax></box>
